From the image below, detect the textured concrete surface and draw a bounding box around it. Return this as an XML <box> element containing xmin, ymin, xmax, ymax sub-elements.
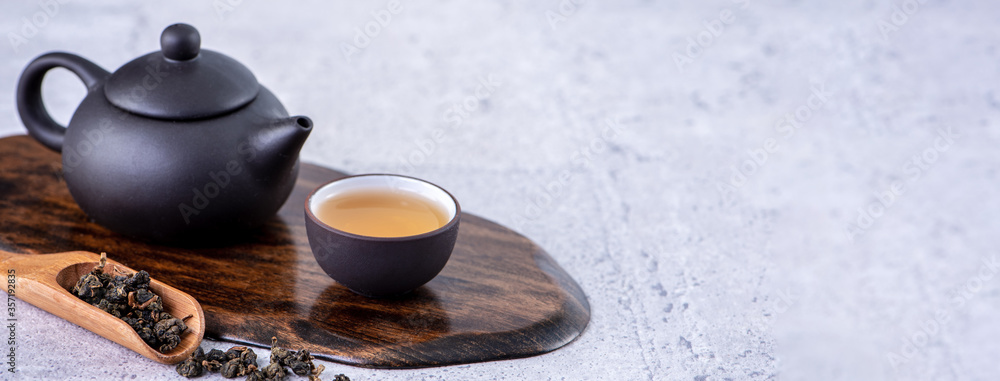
<box><xmin>2</xmin><ymin>1</ymin><xmax>999</xmax><ymax>380</ymax></box>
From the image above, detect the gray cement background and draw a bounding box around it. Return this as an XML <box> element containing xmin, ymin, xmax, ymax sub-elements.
<box><xmin>1</xmin><ymin>1</ymin><xmax>999</xmax><ymax>380</ymax></box>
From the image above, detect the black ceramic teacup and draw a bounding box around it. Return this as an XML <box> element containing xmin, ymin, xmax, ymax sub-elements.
<box><xmin>305</xmin><ymin>174</ymin><xmax>461</xmax><ymax>297</ymax></box>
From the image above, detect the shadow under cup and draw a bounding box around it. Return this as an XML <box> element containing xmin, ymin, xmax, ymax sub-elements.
<box><xmin>304</xmin><ymin>174</ymin><xmax>461</xmax><ymax>298</ymax></box>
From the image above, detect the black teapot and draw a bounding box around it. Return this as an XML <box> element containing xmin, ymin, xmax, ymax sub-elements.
<box><xmin>15</xmin><ymin>23</ymin><xmax>313</xmax><ymax>243</ymax></box>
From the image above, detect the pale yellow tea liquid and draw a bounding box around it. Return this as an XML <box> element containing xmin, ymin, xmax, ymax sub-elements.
<box><xmin>315</xmin><ymin>189</ymin><xmax>449</xmax><ymax>237</ymax></box>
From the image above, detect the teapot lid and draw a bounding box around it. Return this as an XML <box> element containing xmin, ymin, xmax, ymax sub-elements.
<box><xmin>103</xmin><ymin>23</ymin><xmax>259</xmax><ymax>120</ymax></box>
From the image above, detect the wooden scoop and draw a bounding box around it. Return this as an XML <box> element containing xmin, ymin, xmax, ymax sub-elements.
<box><xmin>0</xmin><ymin>249</ymin><xmax>204</xmax><ymax>364</ymax></box>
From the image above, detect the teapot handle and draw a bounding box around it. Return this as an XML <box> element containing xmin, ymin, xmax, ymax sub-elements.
<box><xmin>16</xmin><ymin>52</ymin><xmax>110</xmax><ymax>153</ymax></box>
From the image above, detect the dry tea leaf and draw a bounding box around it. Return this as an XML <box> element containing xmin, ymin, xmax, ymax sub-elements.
<box><xmin>178</xmin><ymin>338</ymin><xmax>345</xmax><ymax>381</ymax></box>
<box><xmin>70</xmin><ymin>252</ymin><xmax>187</xmax><ymax>353</ymax></box>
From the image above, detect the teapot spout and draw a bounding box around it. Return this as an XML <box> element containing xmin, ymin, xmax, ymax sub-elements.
<box><xmin>247</xmin><ymin>116</ymin><xmax>313</xmax><ymax>176</ymax></box>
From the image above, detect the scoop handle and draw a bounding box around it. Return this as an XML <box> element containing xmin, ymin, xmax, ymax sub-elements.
<box><xmin>16</xmin><ymin>52</ymin><xmax>110</xmax><ymax>152</ymax></box>
<box><xmin>0</xmin><ymin>250</ymin><xmax>134</xmax><ymax>358</ymax></box>
<box><xmin>0</xmin><ymin>250</ymin><xmax>107</xmax><ymax>349</ymax></box>
<box><xmin>0</xmin><ymin>250</ymin><xmax>105</xmax><ymax>319</ymax></box>
<box><xmin>0</xmin><ymin>249</ymin><xmax>98</xmax><ymax>285</ymax></box>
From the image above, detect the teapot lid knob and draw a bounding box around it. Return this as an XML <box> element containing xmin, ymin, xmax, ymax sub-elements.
<box><xmin>161</xmin><ymin>23</ymin><xmax>200</xmax><ymax>61</ymax></box>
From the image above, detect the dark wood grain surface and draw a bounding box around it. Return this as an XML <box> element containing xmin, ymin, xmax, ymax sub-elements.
<box><xmin>0</xmin><ymin>135</ymin><xmax>590</xmax><ymax>368</ymax></box>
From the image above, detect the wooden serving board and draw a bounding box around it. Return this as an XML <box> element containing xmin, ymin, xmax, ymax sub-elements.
<box><xmin>0</xmin><ymin>135</ymin><xmax>590</xmax><ymax>368</ymax></box>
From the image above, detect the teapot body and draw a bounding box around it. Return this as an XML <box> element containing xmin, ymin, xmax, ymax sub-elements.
<box><xmin>60</xmin><ymin>85</ymin><xmax>305</xmax><ymax>242</ymax></box>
